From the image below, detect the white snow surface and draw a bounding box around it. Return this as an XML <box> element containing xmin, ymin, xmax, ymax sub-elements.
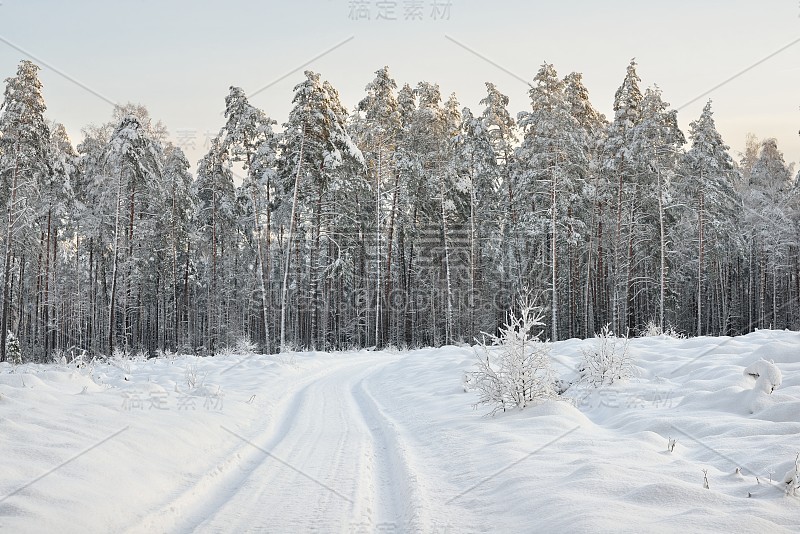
<box><xmin>1</xmin><ymin>330</ymin><xmax>799</xmax><ymax>533</ymax></box>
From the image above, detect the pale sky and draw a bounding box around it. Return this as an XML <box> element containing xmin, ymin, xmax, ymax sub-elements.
<box><xmin>1</xmin><ymin>0</ymin><xmax>798</xmax><ymax>174</ymax></box>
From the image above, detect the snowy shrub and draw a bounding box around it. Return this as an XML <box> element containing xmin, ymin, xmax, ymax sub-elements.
<box><xmin>68</xmin><ymin>349</ymin><xmax>89</xmax><ymax>368</ymax></box>
<box><xmin>155</xmin><ymin>348</ymin><xmax>179</xmax><ymax>360</ymax></box>
<box><xmin>50</xmin><ymin>348</ymin><xmax>64</xmax><ymax>364</ymax></box>
<box><xmin>783</xmin><ymin>453</ymin><xmax>800</xmax><ymax>497</ymax></box>
<box><xmin>579</xmin><ymin>324</ymin><xmax>634</xmax><ymax>387</ymax></box>
<box><xmin>185</xmin><ymin>363</ymin><xmax>206</xmax><ymax>389</ymax></box>
<box><xmin>638</xmin><ymin>321</ymin><xmax>685</xmax><ymax>339</ymax></box>
<box><xmin>233</xmin><ymin>336</ymin><xmax>258</xmax><ymax>355</ymax></box>
<box><xmin>216</xmin><ymin>345</ymin><xmax>237</xmax><ymax>358</ymax></box>
<box><xmin>383</xmin><ymin>344</ymin><xmax>403</xmax><ymax>355</ymax></box>
<box><xmin>279</xmin><ymin>340</ymin><xmax>302</xmax><ymax>357</ymax></box>
<box><xmin>468</xmin><ymin>295</ymin><xmax>557</xmax><ymax>415</ymax></box>
<box><xmin>6</xmin><ymin>331</ymin><xmax>22</xmax><ymax>365</ymax></box>
<box><xmin>111</xmin><ymin>346</ymin><xmax>129</xmax><ymax>361</ymax></box>
<box><xmin>109</xmin><ymin>347</ymin><xmax>134</xmax><ymax>374</ymax></box>
<box><xmin>744</xmin><ymin>359</ymin><xmax>782</xmax><ymax>394</ymax></box>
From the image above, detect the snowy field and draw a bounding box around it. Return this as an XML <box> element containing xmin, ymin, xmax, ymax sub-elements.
<box><xmin>1</xmin><ymin>330</ymin><xmax>799</xmax><ymax>533</ymax></box>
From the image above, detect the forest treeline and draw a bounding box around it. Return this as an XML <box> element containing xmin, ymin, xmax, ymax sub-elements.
<box><xmin>0</xmin><ymin>59</ymin><xmax>798</xmax><ymax>361</ymax></box>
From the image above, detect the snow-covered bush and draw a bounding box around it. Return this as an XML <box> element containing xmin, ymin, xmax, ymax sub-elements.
<box><xmin>783</xmin><ymin>453</ymin><xmax>799</xmax><ymax>497</ymax></box>
<box><xmin>638</xmin><ymin>321</ymin><xmax>685</xmax><ymax>339</ymax></box>
<box><xmin>216</xmin><ymin>345</ymin><xmax>237</xmax><ymax>358</ymax></box>
<box><xmin>744</xmin><ymin>359</ymin><xmax>782</xmax><ymax>394</ymax></box>
<box><xmin>579</xmin><ymin>324</ymin><xmax>634</xmax><ymax>387</ymax></box>
<box><xmin>216</xmin><ymin>335</ymin><xmax>257</xmax><ymax>358</ymax></box>
<box><xmin>68</xmin><ymin>349</ymin><xmax>89</xmax><ymax>368</ymax></box>
<box><xmin>155</xmin><ymin>348</ymin><xmax>179</xmax><ymax>360</ymax></box>
<box><xmin>233</xmin><ymin>336</ymin><xmax>258</xmax><ymax>355</ymax></box>
<box><xmin>185</xmin><ymin>363</ymin><xmax>206</xmax><ymax>389</ymax></box>
<box><xmin>111</xmin><ymin>346</ymin><xmax>129</xmax><ymax>361</ymax></box>
<box><xmin>467</xmin><ymin>295</ymin><xmax>557</xmax><ymax>415</ymax></box>
<box><xmin>110</xmin><ymin>347</ymin><xmax>133</xmax><ymax>374</ymax></box>
<box><xmin>6</xmin><ymin>331</ymin><xmax>22</xmax><ymax>365</ymax></box>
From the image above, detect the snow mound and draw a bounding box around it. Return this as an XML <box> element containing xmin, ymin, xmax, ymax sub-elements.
<box><xmin>744</xmin><ymin>359</ymin><xmax>782</xmax><ymax>394</ymax></box>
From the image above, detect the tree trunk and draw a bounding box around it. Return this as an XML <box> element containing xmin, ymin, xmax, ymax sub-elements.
<box><xmin>550</xmin><ymin>160</ymin><xmax>558</xmax><ymax>342</ymax></box>
<box><xmin>384</xmin><ymin>167</ymin><xmax>399</xmax><ymax>347</ymax></box>
<box><xmin>697</xmin><ymin>188</ymin><xmax>704</xmax><ymax>336</ymax></box>
<box><xmin>0</xmin><ymin>142</ymin><xmax>20</xmax><ymax>361</ymax></box>
<box><xmin>439</xmin><ymin>179</ymin><xmax>453</xmax><ymax>345</ymax></box>
<box><xmin>658</xmin><ymin>169</ymin><xmax>666</xmax><ymax>332</ymax></box>
<box><xmin>280</xmin><ymin>122</ymin><xmax>306</xmax><ymax>351</ymax></box>
<box><xmin>251</xmin><ymin>183</ymin><xmax>271</xmax><ymax>353</ymax></box>
<box><xmin>311</xmin><ymin>186</ymin><xmax>323</xmax><ymax>349</ymax></box>
<box><xmin>171</xmin><ymin>179</ymin><xmax>179</xmax><ymax>351</ymax></box>
<box><xmin>43</xmin><ymin>209</ymin><xmax>52</xmax><ymax>359</ymax></box>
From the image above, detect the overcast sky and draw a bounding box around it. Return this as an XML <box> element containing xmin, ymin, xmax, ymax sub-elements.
<box><xmin>1</xmin><ymin>0</ymin><xmax>798</xmax><ymax>173</ymax></box>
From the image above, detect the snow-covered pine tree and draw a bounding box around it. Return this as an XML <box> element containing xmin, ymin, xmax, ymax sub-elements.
<box><xmin>395</xmin><ymin>82</ymin><xmax>446</xmax><ymax>346</ymax></box>
<box><xmin>601</xmin><ymin>59</ymin><xmax>643</xmax><ymax>334</ymax></box>
<box><xmin>194</xmin><ymin>136</ymin><xmax>236</xmax><ymax>353</ymax></box>
<box><xmin>480</xmin><ymin>82</ymin><xmax>517</xmax><ymax>221</ymax></box>
<box><xmin>403</xmin><ymin>82</ymin><xmax>464</xmax><ymax>346</ymax></box>
<box><xmin>479</xmin><ymin>82</ymin><xmax>518</xmax><ymax>322</ymax></box>
<box><xmin>220</xmin><ymin>86</ymin><xmax>279</xmax><ymax>352</ymax></box>
<box><xmin>45</xmin><ymin>123</ymin><xmax>78</xmax><ymax>356</ymax></box>
<box><xmin>564</xmin><ymin>72</ymin><xmax>608</xmax><ymax>337</ymax></box>
<box><xmin>319</xmin><ymin>78</ymin><xmax>367</xmax><ymax>349</ymax></box>
<box><xmin>563</xmin><ymin>72</ymin><xmax>607</xmax><ymax>143</ymax></box>
<box><xmin>680</xmin><ymin>101</ymin><xmax>741</xmax><ymax>335</ymax></box>
<box><xmin>0</xmin><ymin>60</ymin><xmax>51</xmax><ymax>362</ymax></box>
<box><xmin>439</xmin><ymin>92</ymin><xmax>463</xmax><ymax>344</ymax></box>
<box><xmin>516</xmin><ymin>63</ymin><xmax>588</xmax><ymax>341</ymax></box>
<box><xmin>103</xmin><ymin>113</ymin><xmax>163</xmax><ymax>355</ymax></box>
<box><xmin>76</xmin><ymin>124</ymin><xmax>110</xmax><ymax>355</ymax></box>
<box><xmin>392</xmin><ymin>83</ymin><xmax>419</xmax><ymax>347</ymax></box>
<box><xmin>356</xmin><ymin>66</ymin><xmax>401</xmax><ymax>348</ymax></box>
<box><xmin>452</xmin><ymin>106</ymin><xmax>498</xmax><ymax>339</ymax></box>
<box><xmin>628</xmin><ymin>86</ymin><xmax>684</xmax><ymax>333</ymax></box>
<box><xmin>743</xmin><ymin>138</ymin><xmax>795</xmax><ymax>329</ymax></box>
<box><xmin>6</xmin><ymin>330</ymin><xmax>21</xmax><ymax>365</ymax></box>
<box><xmin>277</xmin><ymin>71</ymin><xmax>363</xmax><ymax>350</ymax></box>
<box><xmin>161</xmin><ymin>146</ymin><xmax>195</xmax><ymax>351</ymax></box>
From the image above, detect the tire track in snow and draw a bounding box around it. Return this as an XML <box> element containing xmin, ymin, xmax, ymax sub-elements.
<box><xmin>351</xmin><ymin>375</ymin><xmax>432</xmax><ymax>531</ymax></box>
<box><xmin>126</xmin><ymin>357</ymin><xmax>373</xmax><ymax>533</ymax></box>
<box><xmin>192</xmin><ymin>355</ymin><xmax>411</xmax><ymax>531</ymax></box>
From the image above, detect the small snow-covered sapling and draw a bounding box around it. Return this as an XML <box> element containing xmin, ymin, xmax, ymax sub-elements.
<box><xmin>703</xmin><ymin>469</ymin><xmax>710</xmax><ymax>489</ymax></box>
<box><xmin>667</xmin><ymin>437</ymin><xmax>677</xmax><ymax>452</ymax></box>
<box><xmin>783</xmin><ymin>453</ymin><xmax>800</xmax><ymax>497</ymax></box>
<box><xmin>7</xmin><ymin>331</ymin><xmax>22</xmax><ymax>365</ymax></box>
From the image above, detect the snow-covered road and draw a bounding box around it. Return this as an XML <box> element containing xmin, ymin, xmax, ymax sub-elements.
<box><xmin>133</xmin><ymin>355</ymin><xmax>425</xmax><ymax>533</ymax></box>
